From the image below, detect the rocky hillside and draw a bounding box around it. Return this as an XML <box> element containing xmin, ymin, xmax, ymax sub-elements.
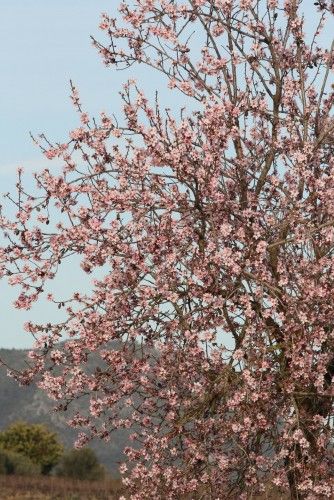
<box><xmin>0</xmin><ymin>348</ymin><xmax>130</xmax><ymax>475</ymax></box>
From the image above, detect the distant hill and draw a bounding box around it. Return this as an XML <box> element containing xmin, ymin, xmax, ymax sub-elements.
<box><xmin>0</xmin><ymin>348</ymin><xmax>130</xmax><ymax>475</ymax></box>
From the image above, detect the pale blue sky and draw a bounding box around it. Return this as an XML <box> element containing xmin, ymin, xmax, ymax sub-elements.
<box><xmin>0</xmin><ymin>1</ymin><xmax>131</xmax><ymax>348</ymax></box>
<box><xmin>0</xmin><ymin>2</ymin><xmax>333</xmax><ymax>348</ymax></box>
<box><xmin>0</xmin><ymin>0</ymin><xmax>183</xmax><ymax>348</ymax></box>
<box><xmin>0</xmin><ymin>0</ymin><xmax>180</xmax><ymax>348</ymax></box>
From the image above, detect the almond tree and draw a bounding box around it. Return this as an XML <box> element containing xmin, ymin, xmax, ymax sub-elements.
<box><xmin>1</xmin><ymin>1</ymin><xmax>334</xmax><ymax>498</ymax></box>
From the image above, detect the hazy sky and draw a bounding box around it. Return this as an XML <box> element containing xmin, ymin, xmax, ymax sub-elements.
<box><xmin>0</xmin><ymin>1</ymin><xmax>128</xmax><ymax>348</ymax></box>
<box><xmin>0</xmin><ymin>2</ymin><xmax>332</xmax><ymax>348</ymax></box>
<box><xmin>0</xmin><ymin>0</ymin><xmax>182</xmax><ymax>349</ymax></box>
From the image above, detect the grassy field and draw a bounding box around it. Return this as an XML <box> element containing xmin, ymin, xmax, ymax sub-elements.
<box><xmin>0</xmin><ymin>475</ymin><xmax>291</xmax><ymax>499</ymax></box>
<box><xmin>0</xmin><ymin>475</ymin><xmax>124</xmax><ymax>500</ymax></box>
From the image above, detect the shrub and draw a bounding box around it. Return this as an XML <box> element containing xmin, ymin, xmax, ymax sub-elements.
<box><xmin>0</xmin><ymin>421</ymin><xmax>63</xmax><ymax>474</ymax></box>
<box><xmin>0</xmin><ymin>447</ymin><xmax>40</xmax><ymax>475</ymax></box>
<box><xmin>55</xmin><ymin>448</ymin><xmax>105</xmax><ymax>481</ymax></box>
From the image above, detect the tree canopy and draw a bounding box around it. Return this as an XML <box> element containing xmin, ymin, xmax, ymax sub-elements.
<box><xmin>55</xmin><ymin>447</ymin><xmax>105</xmax><ymax>481</ymax></box>
<box><xmin>0</xmin><ymin>422</ymin><xmax>63</xmax><ymax>474</ymax></box>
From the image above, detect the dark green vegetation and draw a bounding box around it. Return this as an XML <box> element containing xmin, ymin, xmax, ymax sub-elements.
<box><xmin>0</xmin><ymin>420</ymin><xmax>122</xmax><ymax>498</ymax></box>
<box><xmin>0</xmin><ymin>420</ymin><xmax>104</xmax><ymax>477</ymax></box>
<box><xmin>55</xmin><ymin>448</ymin><xmax>105</xmax><ymax>481</ymax></box>
<box><xmin>0</xmin><ymin>447</ymin><xmax>40</xmax><ymax>476</ymax></box>
<box><xmin>0</xmin><ymin>421</ymin><xmax>63</xmax><ymax>474</ymax></box>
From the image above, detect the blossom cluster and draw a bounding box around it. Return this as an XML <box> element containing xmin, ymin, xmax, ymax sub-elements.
<box><xmin>1</xmin><ymin>1</ymin><xmax>334</xmax><ymax>498</ymax></box>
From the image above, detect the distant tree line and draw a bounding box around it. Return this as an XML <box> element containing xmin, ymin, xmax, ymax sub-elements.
<box><xmin>0</xmin><ymin>421</ymin><xmax>105</xmax><ymax>481</ymax></box>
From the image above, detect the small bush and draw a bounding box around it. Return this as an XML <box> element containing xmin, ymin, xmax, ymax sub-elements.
<box><xmin>0</xmin><ymin>447</ymin><xmax>41</xmax><ymax>475</ymax></box>
<box><xmin>55</xmin><ymin>448</ymin><xmax>105</xmax><ymax>481</ymax></box>
<box><xmin>0</xmin><ymin>421</ymin><xmax>63</xmax><ymax>474</ymax></box>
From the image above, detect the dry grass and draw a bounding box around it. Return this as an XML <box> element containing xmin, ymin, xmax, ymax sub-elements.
<box><xmin>0</xmin><ymin>475</ymin><xmax>291</xmax><ymax>499</ymax></box>
<box><xmin>0</xmin><ymin>475</ymin><xmax>124</xmax><ymax>500</ymax></box>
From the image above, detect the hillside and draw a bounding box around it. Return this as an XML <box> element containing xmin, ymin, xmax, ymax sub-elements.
<box><xmin>0</xmin><ymin>348</ymin><xmax>130</xmax><ymax>475</ymax></box>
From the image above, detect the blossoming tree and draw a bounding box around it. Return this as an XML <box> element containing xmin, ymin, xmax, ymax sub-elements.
<box><xmin>1</xmin><ymin>0</ymin><xmax>334</xmax><ymax>497</ymax></box>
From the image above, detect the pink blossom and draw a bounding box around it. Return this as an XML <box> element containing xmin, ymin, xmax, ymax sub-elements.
<box><xmin>1</xmin><ymin>1</ymin><xmax>334</xmax><ymax>498</ymax></box>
